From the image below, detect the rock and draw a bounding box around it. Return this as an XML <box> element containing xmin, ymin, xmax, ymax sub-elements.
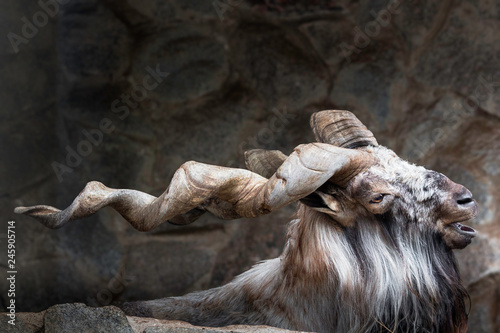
<box><xmin>0</xmin><ymin>311</ymin><xmax>44</xmax><ymax>333</ymax></box>
<box><xmin>120</xmin><ymin>240</ymin><xmax>215</xmax><ymax>301</ymax></box>
<box><xmin>44</xmin><ymin>303</ymin><xmax>134</xmax><ymax>333</ymax></box>
<box><xmin>132</xmin><ymin>25</ymin><xmax>229</xmax><ymax>104</ymax></box>
<box><xmin>173</xmin><ymin>0</ymin><xmax>220</xmax><ymax>19</ymax></box>
<box><xmin>411</xmin><ymin>1</ymin><xmax>500</xmax><ymax>119</ymax></box>
<box><xmin>149</xmin><ymin>92</ymin><xmax>264</xmax><ymax>169</ymax></box>
<box><xmin>0</xmin><ymin>0</ymin><xmax>58</xmax><ymax>55</ymax></box>
<box><xmin>397</xmin><ymin>92</ymin><xmax>472</xmax><ymax>162</ymax></box>
<box><xmin>14</xmin><ymin>256</ymin><xmax>100</xmax><ymax>312</ymax></box>
<box><xmin>125</xmin><ymin>0</ymin><xmax>220</xmax><ymax>23</ymax></box>
<box><xmin>125</xmin><ymin>0</ymin><xmax>177</xmax><ymax>22</ymax></box>
<box><xmin>233</xmin><ymin>0</ymin><xmax>344</xmax><ymax>21</ymax></box>
<box><xmin>1</xmin><ymin>307</ymin><xmax>304</xmax><ymax>333</ymax></box>
<box><xmin>0</xmin><ymin>314</ymin><xmax>33</xmax><ymax>333</ymax></box>
<box><xmin>467</xmin><ymin>271</ymin><xmax>500</xmax><ymax>333</ymax></box>
<box><xmin>298</xmin><ymin>20</ymin><xmax>355</xmax><ymax>70</ymax></box>
<box><xmin>230</xmin><ymin>23</ymin><xmax>329</xmax><ymax>110</ymax></box>
<box><xmin>209</xmin><ymin>210</ymin><xmax>289</xmax><ymax>288</ymax></box>
<box><xmin>455</xmin><ymin>233</ymin><xmax>500</xmax><ymax>288</ymax></box>
<box><xmin>329</xmin><ymin>61</ymin><xmax>400</xmax><ymax>136</ymax></box>
<box><xmin>0</xmin><ymin>1</ymin><xmax>58</xmax><ymax>195</ymax></box>
<box><xmin>58</xmin><ymin>0</ymin><xmax>131</xmax><ymax>80</ymax></box>
<box><xmin>129</xmin><ymin>316</ymin><xmax>304</xmax><ymax>332</ymax></box>
<box><xmin>391</xmin><ymin>0</ymin><xmax>440</xmax><ymax>51</ymax></box>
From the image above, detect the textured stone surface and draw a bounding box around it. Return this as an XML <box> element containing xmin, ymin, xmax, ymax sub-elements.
<box><xmin>1</xmin><ymin>0</ymin><xmax>500</xmax><ymax>332</ymax></box>
<box><xmin>0</xmin><ymin>306</ymin><xmax>302</xmax><ymax>333</ymax></box>
<box><xmin>121</xmin><ymin>240</ymin><xmax>215</xmax><ymax>301</ymax></box>
<box><xmin>0</xmin><ymin>312</ymin><xmax>42</xmax><ymax>333</ymax></box>
<box><xmin>58</xmin><ymin>0</ymin><xmax>131</xmax><ymax>80</ymax></box>
<box><xmin>129</xmin><ymin>316</ymin><xmax>304</xmax><ymax>333</ymax></box>
<box><xmin>230</xmin><ymin>24</ymin><xmax>329</xmax><ymax>110</ymax></box>
<box><xmin>44</xmin><ymin>303</ymin><xmax>133</xmax><ymax>333</ymax></box>
<box><xmin>467</xmin><ymin>272</ymin><xmax>500</xmax><ymax>333</ymax></box>
<box><xmin>132</xmin><ymin>25</ymin><xmax>230</xmax><ymax>104</ymax></box>
<box><xmin>0</xmin><ymin>311</ymin><xmax>56</xmax><ymax>333</ymax></box>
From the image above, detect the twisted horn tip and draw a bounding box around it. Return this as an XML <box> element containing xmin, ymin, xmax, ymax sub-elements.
<box><xmin>14</xmin><ymin>205</ymin><xmax>61</xmax><ymax>216</ymax></box>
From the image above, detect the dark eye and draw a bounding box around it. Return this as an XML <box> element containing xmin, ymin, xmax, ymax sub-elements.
<box><xmin>370</xmin><ymin>194</ymin><xmax>384</xmax><ymax>204</ymax></box>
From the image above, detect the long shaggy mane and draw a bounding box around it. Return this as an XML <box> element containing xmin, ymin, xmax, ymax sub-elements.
<box><xmin>280</xmin><ymin>206</ymin><xmax>469</xmax><ymax>333</ymax></box>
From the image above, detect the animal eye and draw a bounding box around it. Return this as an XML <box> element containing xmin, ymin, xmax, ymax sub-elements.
<box><xmin>370</xmin><ymin>194</ymin><xmax>384</xmax><ymax>204</ymax></box>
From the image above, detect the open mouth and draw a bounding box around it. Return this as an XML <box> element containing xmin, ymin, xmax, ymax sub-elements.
<box><xmin>451</xmin><ymin>222</ymin><xmax>476</xmax><ymax>237</ymax></box>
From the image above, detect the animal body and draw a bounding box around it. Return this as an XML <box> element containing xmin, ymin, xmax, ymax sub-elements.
<box><xmin>16</xmin><ymin>110</ymin><xmax>478</xmax><ymax>333</ymax></box>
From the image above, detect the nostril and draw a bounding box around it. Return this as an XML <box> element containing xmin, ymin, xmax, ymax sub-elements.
<box><xmin>457</xmin><ymin>197</ymin><xmax>474</xmax><ymax>205</ymax></box>
<box><xmin>454</xmin><ymin>187</ymin><xmax>474</xmax><ymax>206</ymax></box>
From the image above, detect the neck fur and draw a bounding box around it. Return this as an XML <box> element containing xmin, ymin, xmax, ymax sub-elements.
<box><xmin>280</xmin><ymin>205</ymin><xmax>468</xmax><ymax>333</ymax></box>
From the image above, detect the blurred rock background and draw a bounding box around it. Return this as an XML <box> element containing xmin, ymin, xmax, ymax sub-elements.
<box><xmin>0</xmin><ymin>0</ymin><xmax>499</xmax><ymax>331</ymax></box>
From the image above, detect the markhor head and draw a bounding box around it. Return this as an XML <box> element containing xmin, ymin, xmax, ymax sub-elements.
<box><xmin>250</xmin><ymin>110</ymin><xmax>478</xmax><ymax>251</ymax></box>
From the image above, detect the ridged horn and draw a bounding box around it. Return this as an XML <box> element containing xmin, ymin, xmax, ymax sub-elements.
<box><xmin>310</xmin><ymin>110</ymin><xmax>378</xmax><ymax>148</ymax></box>
<box><xmin>15</xmin><ymin>143</ymin><xmax>373</xmax><ymax>230</ymax></box>
<box><xmin>245</xmin><ymin>149</ymin><xmax>287</xmax><ymax>178</ymax></box>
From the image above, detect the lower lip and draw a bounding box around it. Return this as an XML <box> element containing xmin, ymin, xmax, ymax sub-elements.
<box><xmin>453</xmin><ymin>222</ymin><xmax>476</xmax><ymax>235</ymax></box>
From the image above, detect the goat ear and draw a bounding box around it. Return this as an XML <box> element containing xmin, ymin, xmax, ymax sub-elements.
<box><xmin>315</xmin><ymin>192</ymin><xmax>342</xmax><ymax>215</ymax></box>
<box><xmin>300</xmin><ymin>191</ymin><xmax>342</xmax><ymax>214</ymax></box>
<box><xmin>299</xmin><ymin>192</ymin><xmax>327</xmax><ymax>208</ymax></box>
<box><xmin>301</xmin><ymin>191</ymin><xmax>354</xmax><ymax>226</ymax></box>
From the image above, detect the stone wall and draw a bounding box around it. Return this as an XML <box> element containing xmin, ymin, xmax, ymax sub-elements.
<box><xmin>1</xmin><ymin>0</ymin><xmax>499</xmax><ymax>332</ymax></box>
